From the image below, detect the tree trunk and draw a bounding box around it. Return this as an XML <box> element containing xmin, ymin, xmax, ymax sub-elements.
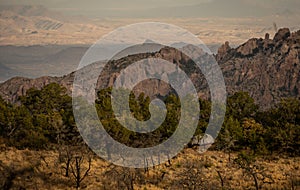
<box><xmin>252</xmin><ymin>173</ymin><xmax>259</xmax><ymax>190</ymax></box>
<box><xmin>217</xmin><ymin>170</ymin><xmax>224</xmax><ymax>188</ymax></box>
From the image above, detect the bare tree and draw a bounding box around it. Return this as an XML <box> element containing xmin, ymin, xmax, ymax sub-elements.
<box><xmin>171</xmin><ymin>159</ymin><xmax>208</xmax><ymax>190</ymax></box>
<box><xmin>234</xmin><ymin>152</ymin><xmax>273</xmax><ymax>190</ymax></box>
<box><xmin>70</xmin><ymin>153</ymin><xmax>92</xmax><ymax>189</ymax></box>
<box><xmin>216</xmin><ymin>170</ymin><xmax>224</xmax><ymax>189</ymax></box>
<box><xmin>102</xmin><ymin>165</ymin><xmax>145</xmax><ymax>190</ymax></box>
<box><xmin>58</xmin><ymin>146</ymin><xmax>73</xmax><ymax>177</ymax></box>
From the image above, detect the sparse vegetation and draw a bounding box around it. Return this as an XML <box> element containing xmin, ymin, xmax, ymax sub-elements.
<box><xmin>0</xmin><ymin>84</ymin><xmax>299</xmax><ymax>189</ymax></box>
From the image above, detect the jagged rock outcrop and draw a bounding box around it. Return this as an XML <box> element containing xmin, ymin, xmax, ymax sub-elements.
<box><xmin>0</xmin><ymin>28</ymin><xmax>299</xmax><ymax>109</ymax></box>
<box><xmin>273</xmin><ymin>28</ymin><xmax>290</xmax><ymax>42</ymax></box>
<box><xmin>218</xmin><ymin>28</ymin><xmax>300</xmax><ymax>108</ymax></box>
<box><xmin>217</xmin><ymin>41</ymin><xmax>232</xmax><ymax>61</ymax></box>
<box><xmin>236</xmin><ymin>38</ymin><xmax>260</xmax><ymax>57</ymax></box>
<box><xmin>0</xmin><ymin>75</ymin><xmax>74</xmax><ymax>102</ymax></box>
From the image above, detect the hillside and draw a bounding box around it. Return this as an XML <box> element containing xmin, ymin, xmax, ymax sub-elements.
<box><xmin>0</xmin><ymin>28</ymin><xmax>299</xmax><ymax>109</ymax></box>
<box><xmin>0</xmin><ymin>28</ymin><xmax>299</xmax><ymax>190</ymax></box>
<box><xmin>0</xmin><ymin>147</ymin><xmax>299</xmax><ymax>189</ymax></box>
<box><xmin>217</xmin><ymin>28</ymin><xmax>300</xmax><ymax>108</ymax></box>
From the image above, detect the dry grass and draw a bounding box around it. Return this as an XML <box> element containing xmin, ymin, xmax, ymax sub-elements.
<box><xmin>0</xmin><ymin>145</ymin><xmax>299</xmax><ymax>190</ymax></box>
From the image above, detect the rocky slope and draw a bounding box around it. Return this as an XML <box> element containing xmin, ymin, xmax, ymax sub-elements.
<box><xmin>0</xmin><ymin>28</ymin><xmax>299</xmax><ymax>109</ymax></box>
<box><xmin>217</xmin><ymin>28</ymin><xmax>300</xmax><ymax>108</ymax></box>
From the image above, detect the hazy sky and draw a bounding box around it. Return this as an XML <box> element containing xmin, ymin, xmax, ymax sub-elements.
<box><xmin>1</xmin><ymin>0</ymin><xmax>300</xmax><ymax>18</ymax></box>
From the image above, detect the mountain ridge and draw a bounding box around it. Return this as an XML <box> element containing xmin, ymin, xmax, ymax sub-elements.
<box><xmin>0</xmin><ymin>28</ymin><xmax>299</xmax><ymax>109</ymax></box>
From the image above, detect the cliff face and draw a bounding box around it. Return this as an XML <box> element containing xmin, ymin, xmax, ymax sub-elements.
<box><xmin>0</xmin><ymin>75</ymin><xmax>74</xmax><ymax>103</ymax></box>
<box><xmin>217</xmin><ymin>28</ymin><xmax>300</xmax><ymax>108</ymax></box>
<box><xmin>0</xmin><ymin>28</ymin><xmax>299</xmax><ymax>109</ymax></box>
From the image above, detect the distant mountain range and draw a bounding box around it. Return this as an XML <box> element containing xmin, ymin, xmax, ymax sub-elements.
<box><xmin>0</xmin><ymin>43</ymin><xmax>222</xmax><ymax>82</ymax></box>
<box><xmin>2</xmin><ymin>4</ymin><xmax>299</xmax><ymax>48</ymax></box>
<box><xmin>0</xmin><ymin>5</ymin><xmax>110</xmax><ymax>46</ymax></box>
<box><xmin>0</xmin><ymin>28</ymin><xmax>299</xmax><ymax>109</ymax></box>
<box><xmin>0</xmin><ymin>45</ymin><xmax>89</xmax><ymax>82</ymax></box>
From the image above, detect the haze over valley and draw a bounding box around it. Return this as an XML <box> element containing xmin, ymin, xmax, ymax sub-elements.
<box><xmin>0</xmin><ymin>3</ymin><xmax>299</xmax><ymax>82</ymax></box>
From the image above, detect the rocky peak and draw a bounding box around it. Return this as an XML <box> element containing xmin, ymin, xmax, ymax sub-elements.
<box><xmin>236</xmin><ymin>38</ymin><xmax>261</xmax><ymax>57</ymax></box>
<box><xmin>226</xmin><ymin>28</ymin><xmax>295</xmax><ymax>58</ymax></box>
<box><xmin>219</xmin><ymin>28</ymin><xmax>300</xmax><ymax>109</ymax></box>
<box><xmin>217</xmin><ymin>41</ymin><xmax>231</xmax><ymax>61</ymax></box>
<box><xmin>273</xmin><ymin>28</ymin><xmax>290</xmax><ymax>42</ymax></box>
<box><xmin>265</xmin><ymin>33</ymin><xmax>270</xmax><ymax>40</ymax></box>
